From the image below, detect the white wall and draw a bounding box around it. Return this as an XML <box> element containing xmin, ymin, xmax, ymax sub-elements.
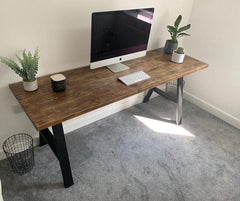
<box><xmin>183</xmin><ymin>0</ymin><xmax>240</xmax><ymax>129</ymax></box>
<box><xmin>0</xmin><ymin>0</ymin><xmax>194</xmax><ymax>159</ymax></box>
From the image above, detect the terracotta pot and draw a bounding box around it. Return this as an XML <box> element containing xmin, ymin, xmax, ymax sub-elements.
<box><xmin>23</xmin><ymin>79</ymin><xmax>38</xmax><ymax>91</ymax></box>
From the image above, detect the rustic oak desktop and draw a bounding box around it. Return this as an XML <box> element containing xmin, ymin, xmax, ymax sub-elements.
<box><xmin>9</xmin><ymin>48</ymin><xmax>208</xmax><ymax>188</ymax></box>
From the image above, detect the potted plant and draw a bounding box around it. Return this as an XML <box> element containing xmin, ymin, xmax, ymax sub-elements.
<box><xmin>171</xmin><ymin>46</ymin><xmax>185</xmax><ymax>63</ymax></box>
<box><xmin>164</xmin><ymin>15</ymin><xmax>191</xmax><ymax>54</ymax></box>
<box><xmin>0</xmin><ymin>48</ymin><xmax>39</xmax><ymax>91</ymax></box>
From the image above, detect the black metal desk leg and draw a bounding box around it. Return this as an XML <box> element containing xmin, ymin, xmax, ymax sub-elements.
<box><xmin>39</xmin><ymin>132</ymin><xmax>47</xmax><ymax>146</ymax></box>
<box><xmin>176</xmin><ymin>77</ymin><xmax>183</xmax><ymax>125</ymax></box>
<box><xmin>52</xmin><ymin>123</ymin><xmax>74</xmax><ymax>188</ymax></box>
<box><xmin>143</xmin><ymin>89</ymin><xmax>154</xmax><ymax>103</ymax></box>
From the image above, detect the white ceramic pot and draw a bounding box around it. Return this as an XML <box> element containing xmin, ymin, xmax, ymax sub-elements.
<box><xmin>23</xmin><ymin>79</ymin><xmax>38</xmax><ymax>92</ymax></box>
<box><xmin>171</xmin><ymin>51</ymin><xmax>185</xmax><ymax>63</ymax></box>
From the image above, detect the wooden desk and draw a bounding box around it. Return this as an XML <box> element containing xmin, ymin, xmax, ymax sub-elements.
<box><xmin>9</xmin><ymin>48</ymin><xmax>208</xmax><ymax>188</ymax></box>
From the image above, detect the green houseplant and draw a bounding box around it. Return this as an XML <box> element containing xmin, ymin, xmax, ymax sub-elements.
<box><xmin>0</xmin><ymin>48</ymin><xmax>39</xmax><ymax>91</ymax></box>
<box><xmin>164</xmin><ymin>15</ymin><xmax>191</xmax><ymax>54</ymax></box>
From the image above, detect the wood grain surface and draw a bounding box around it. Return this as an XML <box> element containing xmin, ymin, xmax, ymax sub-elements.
<box><xmin>9</xmin><ymin>48</ymin><xmax>208</xmax><ymax>131</ymax></box>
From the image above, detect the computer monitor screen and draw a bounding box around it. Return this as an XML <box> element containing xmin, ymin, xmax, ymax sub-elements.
<box><xmin>90</xmin><ymin>8</ymin><xmax>154</xmax><ymax>72</ymax></box>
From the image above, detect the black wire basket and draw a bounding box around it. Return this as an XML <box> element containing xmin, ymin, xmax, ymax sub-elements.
<box><xmin>2</xmin><ymin>133</ymin><xmax>34</xmax><ymax>175</ymax></box>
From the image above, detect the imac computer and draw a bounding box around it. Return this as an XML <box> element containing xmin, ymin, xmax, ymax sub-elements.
<box><xmin>90</xmin><ymin>8</ymin><xmax>154</xmax><ymax>73</ymax></box>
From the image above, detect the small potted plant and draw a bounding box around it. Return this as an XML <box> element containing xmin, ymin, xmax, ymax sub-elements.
<box><xmin>164</xmin><ymin>15</ymin><xmax>191</xmax><ymax>54</ymax></box>
<box><xmin>0</xmin><ymin>48</ymin><xmax>39</xmax><ymax>91</ymax></box>
<box><xmin>171</xmin><ymin>46</ymin><xmax>185</xmax><ymax>63</ymax></box>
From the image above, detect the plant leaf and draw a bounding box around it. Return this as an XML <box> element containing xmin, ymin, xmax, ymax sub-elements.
<box><xmin>16</xmin><ymin>54</ymin><xmax>25</xmax><ymax>69</ymax></box>
<box><xmin>178</xmin><ymin>24</ymin><xmax>191</xmax><ymax>33</ymax></box>
<box><xmin>168</xmin><ymin>30</ymin><xmax>173</xmax><ymax>37</ymax></box>
<box><xmin>174</xmin><ymin>15</ymin><xmax>182</xmax><ymax>28</ymax></box>
<box><xmin>22</xmin><ymin>49</ymin><xmax>28</xmax><ymax>62</ymax></box>
<box><xmin>0</xmin><ymin>56</ymin><xmax>25</xmax><ymax>78</ymax></box>
<box><xmin>177</xmin><ymin>33</ymin><xmax>191</xmax><ymax>38</ymax></box>
<box><xmin>33</xmin><ymin>48</ymin><xmax>39</xmax><ymax>77</ymax></box>
<box><xmin>167</xmin><ymin>25</ymin><xmax>177</xmax><ymax>33</ymax></box>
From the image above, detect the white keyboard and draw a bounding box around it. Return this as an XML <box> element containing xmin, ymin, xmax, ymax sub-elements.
<box><xmin>118</xmin><ymin>71</ymin><xmax>151</xmax><ymax>86</ymax></box>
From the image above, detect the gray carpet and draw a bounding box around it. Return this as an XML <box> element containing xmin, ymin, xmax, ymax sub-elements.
<box><xmin>0</xmin><ymin>96</ymin><xmax>240</xmax><ymax>201</ymax></box>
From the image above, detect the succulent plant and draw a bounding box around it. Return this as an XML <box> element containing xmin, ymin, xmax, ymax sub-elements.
<box><xmin>176</xmin><ymin>47</ymin><xmax>185</xmax><ymax>54</ymax></box>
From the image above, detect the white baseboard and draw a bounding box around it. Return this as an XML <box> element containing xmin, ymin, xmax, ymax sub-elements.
<box><xmin>184</xmin><ymin>90</ymin><xmax>240</xmax><ymax>129</ymax></box>
<box><xmin>62</xmin><ymin>90</ymin><xmax>159</xmax><ymax>134</ymax></box>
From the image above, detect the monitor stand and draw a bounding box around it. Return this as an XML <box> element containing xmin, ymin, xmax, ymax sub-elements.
<box><xmin>107</xmin><ymin>63</ymin><xmax>129</xmax><ymax>73</ymax></box>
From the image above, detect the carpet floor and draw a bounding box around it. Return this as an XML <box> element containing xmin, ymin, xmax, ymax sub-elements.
<box><xmin>0</xmin><ymin>96</ymin><xmax>240</xmax><ymax>201</ymax></box>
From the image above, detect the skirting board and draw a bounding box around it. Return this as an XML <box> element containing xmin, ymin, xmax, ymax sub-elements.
<box><xmin>184</xmin><ymin>90</ymin><xmax>240</xmax><ymax>130</ymax></box>
<box><xmin>62</xmin><ymin>89</ymin><xmax>160</xmax><ymax>134</ymax></box>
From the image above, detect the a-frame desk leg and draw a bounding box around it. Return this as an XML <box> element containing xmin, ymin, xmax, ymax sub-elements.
<box><xmin>143</xmin><ymin>77</ymin><xmax>184</xmax><ymax>125</ymax></box>
<box><xmin>176</xmin><ymin>77</ymin><xmax>183</xmax><ymax>125</ymax></box>
<box><xmin>39</xmin><ymin>123</ymin><xmax>74</xmax><ymax>188</ymax></box>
